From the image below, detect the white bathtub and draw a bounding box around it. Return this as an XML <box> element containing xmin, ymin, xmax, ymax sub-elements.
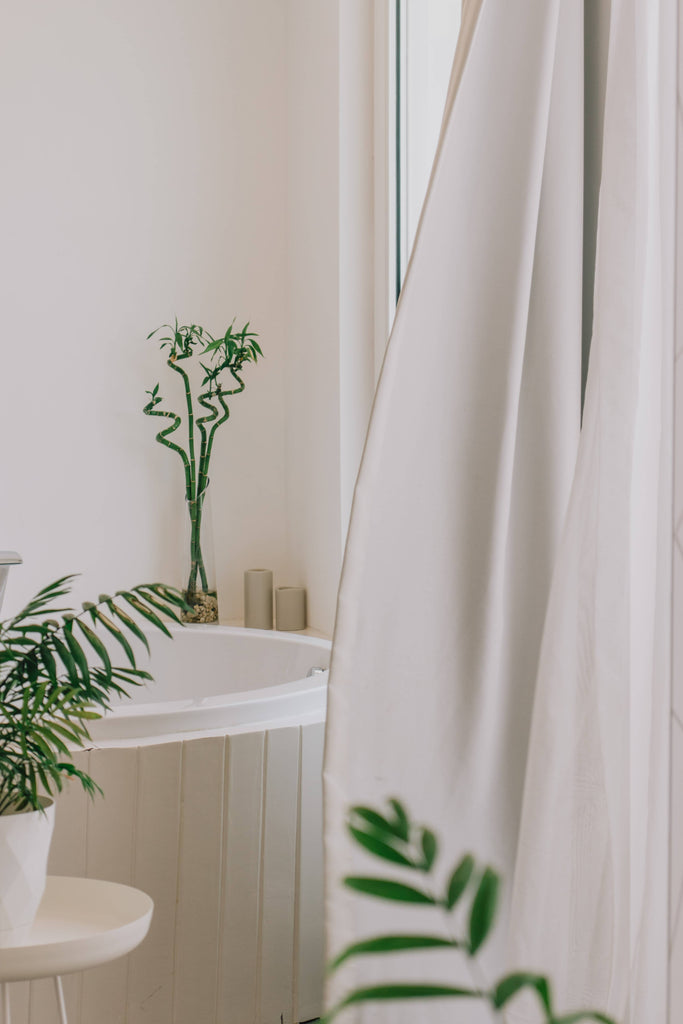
<box><xmin>90</xmin><ymin>624</ymin><xmax>331</xmax><ymax>742</ymax></box>
<box><xmin>18</xmin><ymin>626</ymin><xmax>332</xmax><ymax>1024</ymax></box>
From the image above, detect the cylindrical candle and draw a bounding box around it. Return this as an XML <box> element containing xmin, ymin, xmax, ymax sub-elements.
<box><xmin>275</xmin><ymin>586</ymin><xmax>307</xmax><ymax>631</ymax></box>
<box><xmin>244</xmin><ymin>569</ymin><xmax>273</xmax><ymax>629</ymax></box>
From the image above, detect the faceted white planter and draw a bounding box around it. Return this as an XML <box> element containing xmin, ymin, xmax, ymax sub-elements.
<box><xmin>0</xmin><ymin>798</ymin><xmax>55</xmax><ymax>946</ymax></box>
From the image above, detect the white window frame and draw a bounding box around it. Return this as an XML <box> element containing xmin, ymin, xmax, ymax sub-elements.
<box><xmin>373</xmin><ymin>0</ymin><xmax>461</xmax><ymax>382</ymax></box>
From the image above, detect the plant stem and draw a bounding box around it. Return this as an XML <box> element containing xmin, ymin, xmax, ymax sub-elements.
<box><xmin>142</xmin><ymin>400</ymin><xmax>192</xmax><ymax>492</ymax></box>
<box><xmin>186</xmin><ymin>495</ymin><xmax>209</xmax><ymax>595</ymax></box>
<box><xmin>167</xmin><ymin>358</ymin><xmax>197</xmax><ymax>502</ymax></box>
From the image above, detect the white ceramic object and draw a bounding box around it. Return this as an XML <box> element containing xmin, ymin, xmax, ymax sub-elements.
<box><xmin>0</xmin><ymin>799</ymin><xmax>55</xmax><ymax>945</ymax></box>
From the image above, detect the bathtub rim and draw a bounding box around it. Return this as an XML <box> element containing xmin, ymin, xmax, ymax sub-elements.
<box><xmin>88</xmin><ymin>623</ymin><xmax>331</xmax><ymax>746</ymax></box>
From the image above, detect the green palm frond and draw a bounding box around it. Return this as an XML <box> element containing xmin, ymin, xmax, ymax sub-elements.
<box><xmin>0</xmin><ymin>579</ymin><xmax>190</xmax><ymax>815</ymax></box>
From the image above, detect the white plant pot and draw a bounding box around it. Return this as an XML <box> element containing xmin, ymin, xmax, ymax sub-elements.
<box><xmin>0</xmin><ymin>798</ymin><xmax>55</xmax><ymax>945</ymax></box>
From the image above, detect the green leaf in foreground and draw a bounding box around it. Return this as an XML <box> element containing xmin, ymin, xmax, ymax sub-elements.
<box><xmin>323</xmin><ymin>983</ymin><xmax>480</xmax><ymax>1022</ymax></box>
<box><xmin>491</xmin><ymin>972</ymin><xmax>552</xmax><ymax>1013</ymax></box>
<box><xmin>351</xmin><ymin>805</ymin><xmax>407</xmax><ymax>842</ymax></box>
<box><xmin>420</xmin><ymin>828</ymin><xmax>438</xmax><ymax>871</ymax></box>
<box><xmin>468</xmin><ymin>866</ymin><xmax>500</xmax><ymax>954</ymax></box>
<box><xmin>552</xmin><ymin>1013</ymin><xmax>618</xmax><ymax>1024</ymax></box>
<box><xmin>329</xmin><ymin>933</ymin><xmax>460</xmax><ymax>970</ymax></box>
<box><xmin>445</xmin><ymin>852</ymin><xmax>475</xmax><ymax>909</ymax></box>
<box><xmin>388</xmin><ymin>797</ymin><xmax>410</xmax><ymax>840</ymax></box>
<box><xmin>348</xmin><ymin>825</ymin><xmax>414</xmax><ymax>867</ymax></box>
<box><xmin>344</xmin><ymin>877</ymin><xmax>436</xmax><ymax>904</ymax></box>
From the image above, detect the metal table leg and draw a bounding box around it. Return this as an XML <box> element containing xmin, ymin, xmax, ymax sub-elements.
<box><xmin>54</xmin><ymin>977</ymin><xmax>68</xmax><ymax>1024</ymax></box>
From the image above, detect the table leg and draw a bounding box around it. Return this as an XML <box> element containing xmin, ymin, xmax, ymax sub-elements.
<box><xmin>0</xmin><ymin>982</ymin><xmax>10</xmax><ymax>1024</ymax></box>
<box><xmin>53</xmin><ymin>977</ymin><xmax>68</xmax><ymax>1024</ymax></box>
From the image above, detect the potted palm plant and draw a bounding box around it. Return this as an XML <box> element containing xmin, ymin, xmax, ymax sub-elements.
<box><xmin>143</xmin><ymin>319</ymin><xmax>263</xmax><ymax>623</ymax></box>
<box><xmin>0</xmin><ymin>575</ymin><xmax>187</xmax><ymax>942</ymax></box>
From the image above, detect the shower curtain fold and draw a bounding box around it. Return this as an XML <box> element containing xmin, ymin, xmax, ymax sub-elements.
<box><xmin>324</xmin><ymin>2</ymin><xmax>584</xmax><ymax>1021</ymax></box>
<box><xmin>506</xmin><ymin>1</ymin><xmax>673</xmax><ymax>1020</ymax></box>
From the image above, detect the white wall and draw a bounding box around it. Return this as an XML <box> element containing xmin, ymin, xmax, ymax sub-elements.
<box><xmin>0</xmin><ymin>1</ymin><xmax>376</xmax><ymax>636</ymax></box>
<box><xmin>0</xmin><ymin>0</ymin><xmax>289</xmax><ymax>621</ymax></box>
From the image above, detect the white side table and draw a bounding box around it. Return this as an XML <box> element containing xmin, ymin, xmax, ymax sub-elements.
<box><xmin>0</xmin><ymin>876</ymin><xmax>153</xmax><ymax>1024</ymax></box>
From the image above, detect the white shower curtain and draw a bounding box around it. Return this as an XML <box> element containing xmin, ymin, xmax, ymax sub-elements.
<box><xmin>506</xmin><ymin>0</ymin><xmax>674</xmax><ymax>1020</ymax></box>
<box><xmin>323</xmin><ymin>1</ymin><xmax>674</xmax><ymax>1022</ymax></box>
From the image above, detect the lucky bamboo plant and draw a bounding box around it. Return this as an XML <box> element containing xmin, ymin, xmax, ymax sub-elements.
<box><xmin>324</xmin><ymin>799</ymin><xmax>616</xmax><ymax>1024</ymax></box>
<box><xmin>0</xmin><ymin>576</ymin><xmax>189</xmax><ymax>814</ymax></box>
<box><xmin>144</xmin><ymin>319</ymin><xmax>262</xmax><ymax>622</ymax></box>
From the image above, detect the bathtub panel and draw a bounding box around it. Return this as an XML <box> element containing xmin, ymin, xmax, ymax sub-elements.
<box><xmin>9</xmin><ymin>982</ymin><xmax>29</xmax><ymax>1024</ymax></box>
<box><xmin>128</xmin><ymin>742</ymin><xmax>183</xmax><ymax>1024</ymax></box>
<box><xmin>48</xmin><ymin>748</ymin><xmax>90</xmax><ymax>876</ymax></box>
<box><xmin>295</xmin><ymin>721</ymin><xmax>325</xmax><ymax>1023</ymax></box>
<box><xmin>258</xmin><ymin>727</ymin><xmax>301</xmax><ymax>1024</ymax></box>
<box><xmin>27</xmin><ymin>979</ymin><xmax>63</xmax><ymax>1024</ymax></box>
<box><xmin>217</xmin><ymin>731</ymin><xmax>265</xmax><ymax>1024</ymax></box>
<box><xmin>173</xmin><ymin>736</ymin><xmax>226</xmax><ymax>1024</ymax></box>
<box><xmin>41</xmin><ymin>629</ymin><xmax>330</xmax><ymax>1024</ymax></box>
<box><xmin>80</xmin><ymin>746</ymin><xmax>139</xmax><ymax>1024</ymax></box>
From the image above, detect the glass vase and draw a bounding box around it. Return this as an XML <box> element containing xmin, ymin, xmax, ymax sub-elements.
<box><xmin>183</xmin><ymin>486</ymin><xmax>218</xmax><ymax>623</ymax></box>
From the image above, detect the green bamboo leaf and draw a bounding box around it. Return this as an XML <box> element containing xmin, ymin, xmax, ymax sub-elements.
<box><xmin>445</xmin><ymin>853</ymin><xmax>475</xmax><ymax>909</ymax></box>
<box><xmin>491</xmin><ymin>973</ymin><xmax>552</xmax><ymax>1013</ymax></box>
<box><xmin>348</xmin><ymin>826</ymin><xmax>414</xmax><ymax>867</ymax></box>
<box><xmin>344</xmin><ymin>878</ymin><xmax>436</xmax><ymax>904</ymax></box>
<box><xmin>468</xmin><ymin>867</ymin><xmax>500</xmax><ymax>955</ymax></box>
<box><xmin>329</xmin><ymin>934</ymin><xmax>460</xmax><ymax>971</ymax></box>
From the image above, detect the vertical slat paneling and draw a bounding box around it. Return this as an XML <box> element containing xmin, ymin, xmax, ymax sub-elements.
<box><xmin>216</xmin><ymin>731</ymin><xmax>265</xmax><ymax>1024</ymax></box>
<box><xmin>295</xmin><ymin>721</ymin><xmax>325</xmax><ymax>1023</ymax></box>
<box><xmin>173</xmin><ymin>736</ymin><xmax>225</xmax><ymax>1024</ymax></box>
<box><xmin>128</xmin><ymin>741</ymin><xmax>182</xmax><ymax>1024</ymax></box>
<box><xmin>31</xmin><ymin>748</ymin><xmax>90</xmax><ymax>1024</ymax></box>
<box><xmin>19</xmin><ymin>713</ymin><xmax>326</xmax><ymax>1024</ymax></box>
<box><xmin>80</xmin><ymin>747</ymin><xmax>138</xmax><ymax>1024</ymax></box>
<box><xmin>28</xmin><ymin>980</ymin><xmax>60</xmax><ymax>1024</ymax></box>
<box><xmin>258</xmin><ymin>727</ymin><xmax>301</xmax><ymax>1024</ymax></box>
<box><xmin>9</xmin><ymin>983</ymin><xmax>29</xmax><ymax>1024</ymax></box>
<box><xmin>48</xmin><ymin>748</ymin><xmax>90</xmax><ymax>876</ymax></box>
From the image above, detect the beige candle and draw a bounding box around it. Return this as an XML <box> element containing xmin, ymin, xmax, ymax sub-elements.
<box><xmin>244</xmin><ymin>569</ymin><xmax>273</xmax><ymax>629</ymax></box>
<box><xmin>275</xmin><ymin>586</ymin><xmax>307</xmax><ymax>631</ymax></box>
